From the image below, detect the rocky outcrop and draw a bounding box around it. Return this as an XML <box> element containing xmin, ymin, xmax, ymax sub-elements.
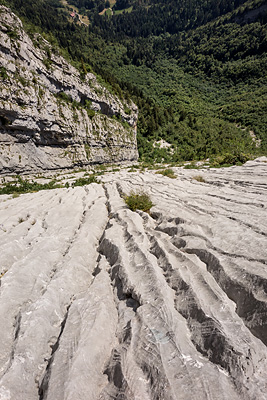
<box><xmin>0</xmin><ymin>158</ymin><xmax>267</xmax><ymax>399</ymax></box>
<box><xmin>0</xmin><ymin>6</ymin><xmax>138</xmax><ymax>174</ymax></box>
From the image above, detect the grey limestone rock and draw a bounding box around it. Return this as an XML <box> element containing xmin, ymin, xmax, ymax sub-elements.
<box><xmin>0</xmin><ymin>158</ymin><xmax>267</xmax><ymax>399</ymax></box>
<box><xmin>0</xmin><ymin>6</ymin><xmax>138</xmax><ymax>174</ymax></box>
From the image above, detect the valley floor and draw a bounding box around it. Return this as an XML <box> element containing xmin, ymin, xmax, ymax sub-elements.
<box><xmin>0</xmin><ymin>159</ymin><xmax>267</xmax><ymax>399</ymax></box>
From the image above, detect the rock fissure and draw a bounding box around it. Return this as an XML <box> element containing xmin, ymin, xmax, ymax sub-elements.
<box><xmin>151</xmin><ymin>209</ymin><xmax>267</xmax><ymax>347</ymax></box>
<box><xmin>0</xmin><ymin>160</ymin><xmax>267</xmax><ymax>398</ymax></box>
<box><xmin>1</xmin><ymin>311</ymin><xmax>22</xmax><ymax>378</ymax></box>
<box><xmin>186</xmin><ymin>248</ymin><xmax>267</xmax><ymax>346</ymax></box>
<box><xmin>38</xmin><ymin>296</ymin><xmax>75</xmax><ymax>400</ymax></box>
<box><xmin>155</xmin><ymin>219</ymin><xmax>267</xmax><ymax>265</ymax></box>
<box><xmin>148</xmin><ymin>236</ymin><xmax>239</xmax><ymax>370</ymax></box>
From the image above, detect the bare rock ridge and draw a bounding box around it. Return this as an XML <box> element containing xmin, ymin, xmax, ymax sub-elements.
<box><xmin>0</xmin><ymin>6</ymin><xmax>138</xmax><ymax>174</ymax></box>
<box><xmin>0</xmin><ymin>158</ymin><xmax>267</xmax><ymax>399</ymax></box>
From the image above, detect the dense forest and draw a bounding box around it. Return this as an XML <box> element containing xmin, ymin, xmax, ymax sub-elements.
<box><xmin>1</xmin><ymin>0</ymin><xmax>266</xmax><ymax>163</ymax></box>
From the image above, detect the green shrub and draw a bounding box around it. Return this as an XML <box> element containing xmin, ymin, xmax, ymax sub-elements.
<box><xmin>71</xmin><ymin>175</ymin><xmax>99</xmax><ymax>187</ymax></box>
<box><xmin>39</xmin><ymin>87</ymin><xmax>45</xmax><ymax>98</ymax></box>
<box><xmin>0</xmin><ymin>67</ymin><xmax>8</xmax><ymax>80</ymax></box>
<box><xmin>184</xmin><ymin>163</ymin><xmax>199</xmax><ymax>169</ymax></box>
<box><xmin>87</xmin><ymin>109</ymin><xmax>95</xmax><ymax>119</ymax></box>
<box><xmin>56</xmin><ymin>91</ymin><xmax>72</xmax><ymax>103</ymax></box>
<box><xmin>0</xmin><ymin>176</ymin><xmax>63</xmax><ymax>195</ymax></box>
<box><xmin>43</xmin><ymin>57</ymin><xmax>52</xmax><ymax>70</ymax></box>
<box><xmin>124</xmin><ymin>191</ymin><xmax>154</xmax><ymax>213</ymax></box>
<box><xmin>84</xmin><ymin>99</ymin><xmax>92</xmax><ymax>108</ymax></box>
<box><xmin>155</xmin><ymin>168</ymin><xmax>176</xmax><ymax>179</ymax></box>
<box><xmin>18</xmin><ymin>75</ymin><xmax>27</xmax><ymax>86</ymax></box>
<box><xmin>124</xmin><ymin>106</ymin><xmax>131</xmax><ymax>115</ymax></box>
<box><xmin>72</xmin><ymin>100</ymin><xmax>80</xmax><ymax>109</ymax></box>
<box><xmin>209</xmin><ymin>152</ymin><xmax>251</xmax><ymax>168</ymax></box>
<box><xmin>83</xmin><ymin>99</ymin><xmax>95</xmax><ymax>118</ymax></box>
<box><xmin>44</xmin><ymin>46</ymin><xmax>51</xmax><ymax>59</ymax></box>
<box><xmin>6</xmin><ymin>29</ymin><xmax>19</xmax><ymax>40</ymax></box>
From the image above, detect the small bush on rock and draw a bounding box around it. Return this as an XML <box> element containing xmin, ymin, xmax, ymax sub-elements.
<box><xmin>124</xmin><ymin>191</ymin><xmax>154</xmax><ymax>213</ymax></box>
<box><xmin>0</xmin><ymin>66</ymin><xmax>8</xmax><ymax>80</ymax></box>
<box><xmin>209</xmin><ymin>152</ymin><xmax>251</xmax><ymax>167</ymax></box>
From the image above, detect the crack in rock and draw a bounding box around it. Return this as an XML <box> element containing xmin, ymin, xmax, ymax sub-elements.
<box><xmin>0</xmin><ymin>159</ymin><xmax>267</xmax><ymax>399</ymax></box>
<box><xmin>38</xmin><ymin>296</ymin><xmax>75</xmax><ymax>400</ymax></box>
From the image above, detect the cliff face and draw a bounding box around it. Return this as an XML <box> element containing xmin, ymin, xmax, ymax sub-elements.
<box><xmin>0</xmin><ymin>6</ymin><xmax>138</xmax><ymax>174</ymax></box>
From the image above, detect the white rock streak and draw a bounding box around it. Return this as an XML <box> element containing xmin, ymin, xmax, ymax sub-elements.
<box><xmin>0</xmin><ymin>158</ymin><xmax>267</xmax><ymax>399</ymax></box>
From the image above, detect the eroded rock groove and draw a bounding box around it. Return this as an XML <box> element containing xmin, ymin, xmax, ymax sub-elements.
<box><xmin>0</xmin><ymin>159</ymin><xmax>267</xmax><ymax>399</ymax></box>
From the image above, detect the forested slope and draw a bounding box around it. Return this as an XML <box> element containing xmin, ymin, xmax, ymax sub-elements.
<box><xmin>1</xmin><ymin>0</ymin><xmax>266</xmax><ymax>162</ymax></box>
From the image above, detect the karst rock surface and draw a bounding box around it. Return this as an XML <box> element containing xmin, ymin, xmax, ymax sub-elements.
<box><xmin>0</xmin><ymin>158</ymin><xmax>267</xmax><ymax>399</ymax></box>
<box><xmin>0</xmin><ymin>6</ymin><xmax>138</xmax><ymax>174</ymax></box>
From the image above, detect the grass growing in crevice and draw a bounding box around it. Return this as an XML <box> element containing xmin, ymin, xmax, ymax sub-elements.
<box><xmin>184</xmin><ymin>163</ymin><xmax>200</xmax><ymax>169</ymax></box>
<box><xmin>192</xmin><ymin>175</ymin><xmax>206</xmax><ymax>183</ymax></box>
<box><xmin>123</xmin><ymin>191</ymin><xmax>154</xmax><ymax>213</ymax></box>
<box><xmin>70</xmin><ymin>175</ymin><xmax>100</xmax><ymax>187</ymax></box>
<box><xmin>155</xmin><ymin>168</ymin><xmax>176</xmax><ymax>179</ymax></box>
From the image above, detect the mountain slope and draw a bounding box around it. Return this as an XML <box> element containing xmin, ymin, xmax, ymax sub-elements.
<box><xmin>0</xmin><ymin>0</ymin><xmax>266</xmax><ymax>163</ymax></box>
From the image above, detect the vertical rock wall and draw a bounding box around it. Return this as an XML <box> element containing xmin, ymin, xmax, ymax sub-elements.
<box><xmin>0</xmin><ymin>6</ymin><xmax>138</xmax><ymax>174</ymax></box>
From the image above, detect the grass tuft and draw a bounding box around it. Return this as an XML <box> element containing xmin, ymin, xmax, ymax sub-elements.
<box><xmin>156</xmin><ymin>168</ymin><xmax>176</xmax><ymax>179</ymax></box>
<box><xmin>124</xmin><ymin>191</ymin><xmax>154</xmax><ymax>213</ymax></box>
<box><xmin>192</xmin><ymin>175</ymin><xmax>206</xmax><ymax>182</ymax></box>
<box><xmin>71</xmin><ymin>175</ymin><xmax>99</xmax><ymax>187</ymax></box>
